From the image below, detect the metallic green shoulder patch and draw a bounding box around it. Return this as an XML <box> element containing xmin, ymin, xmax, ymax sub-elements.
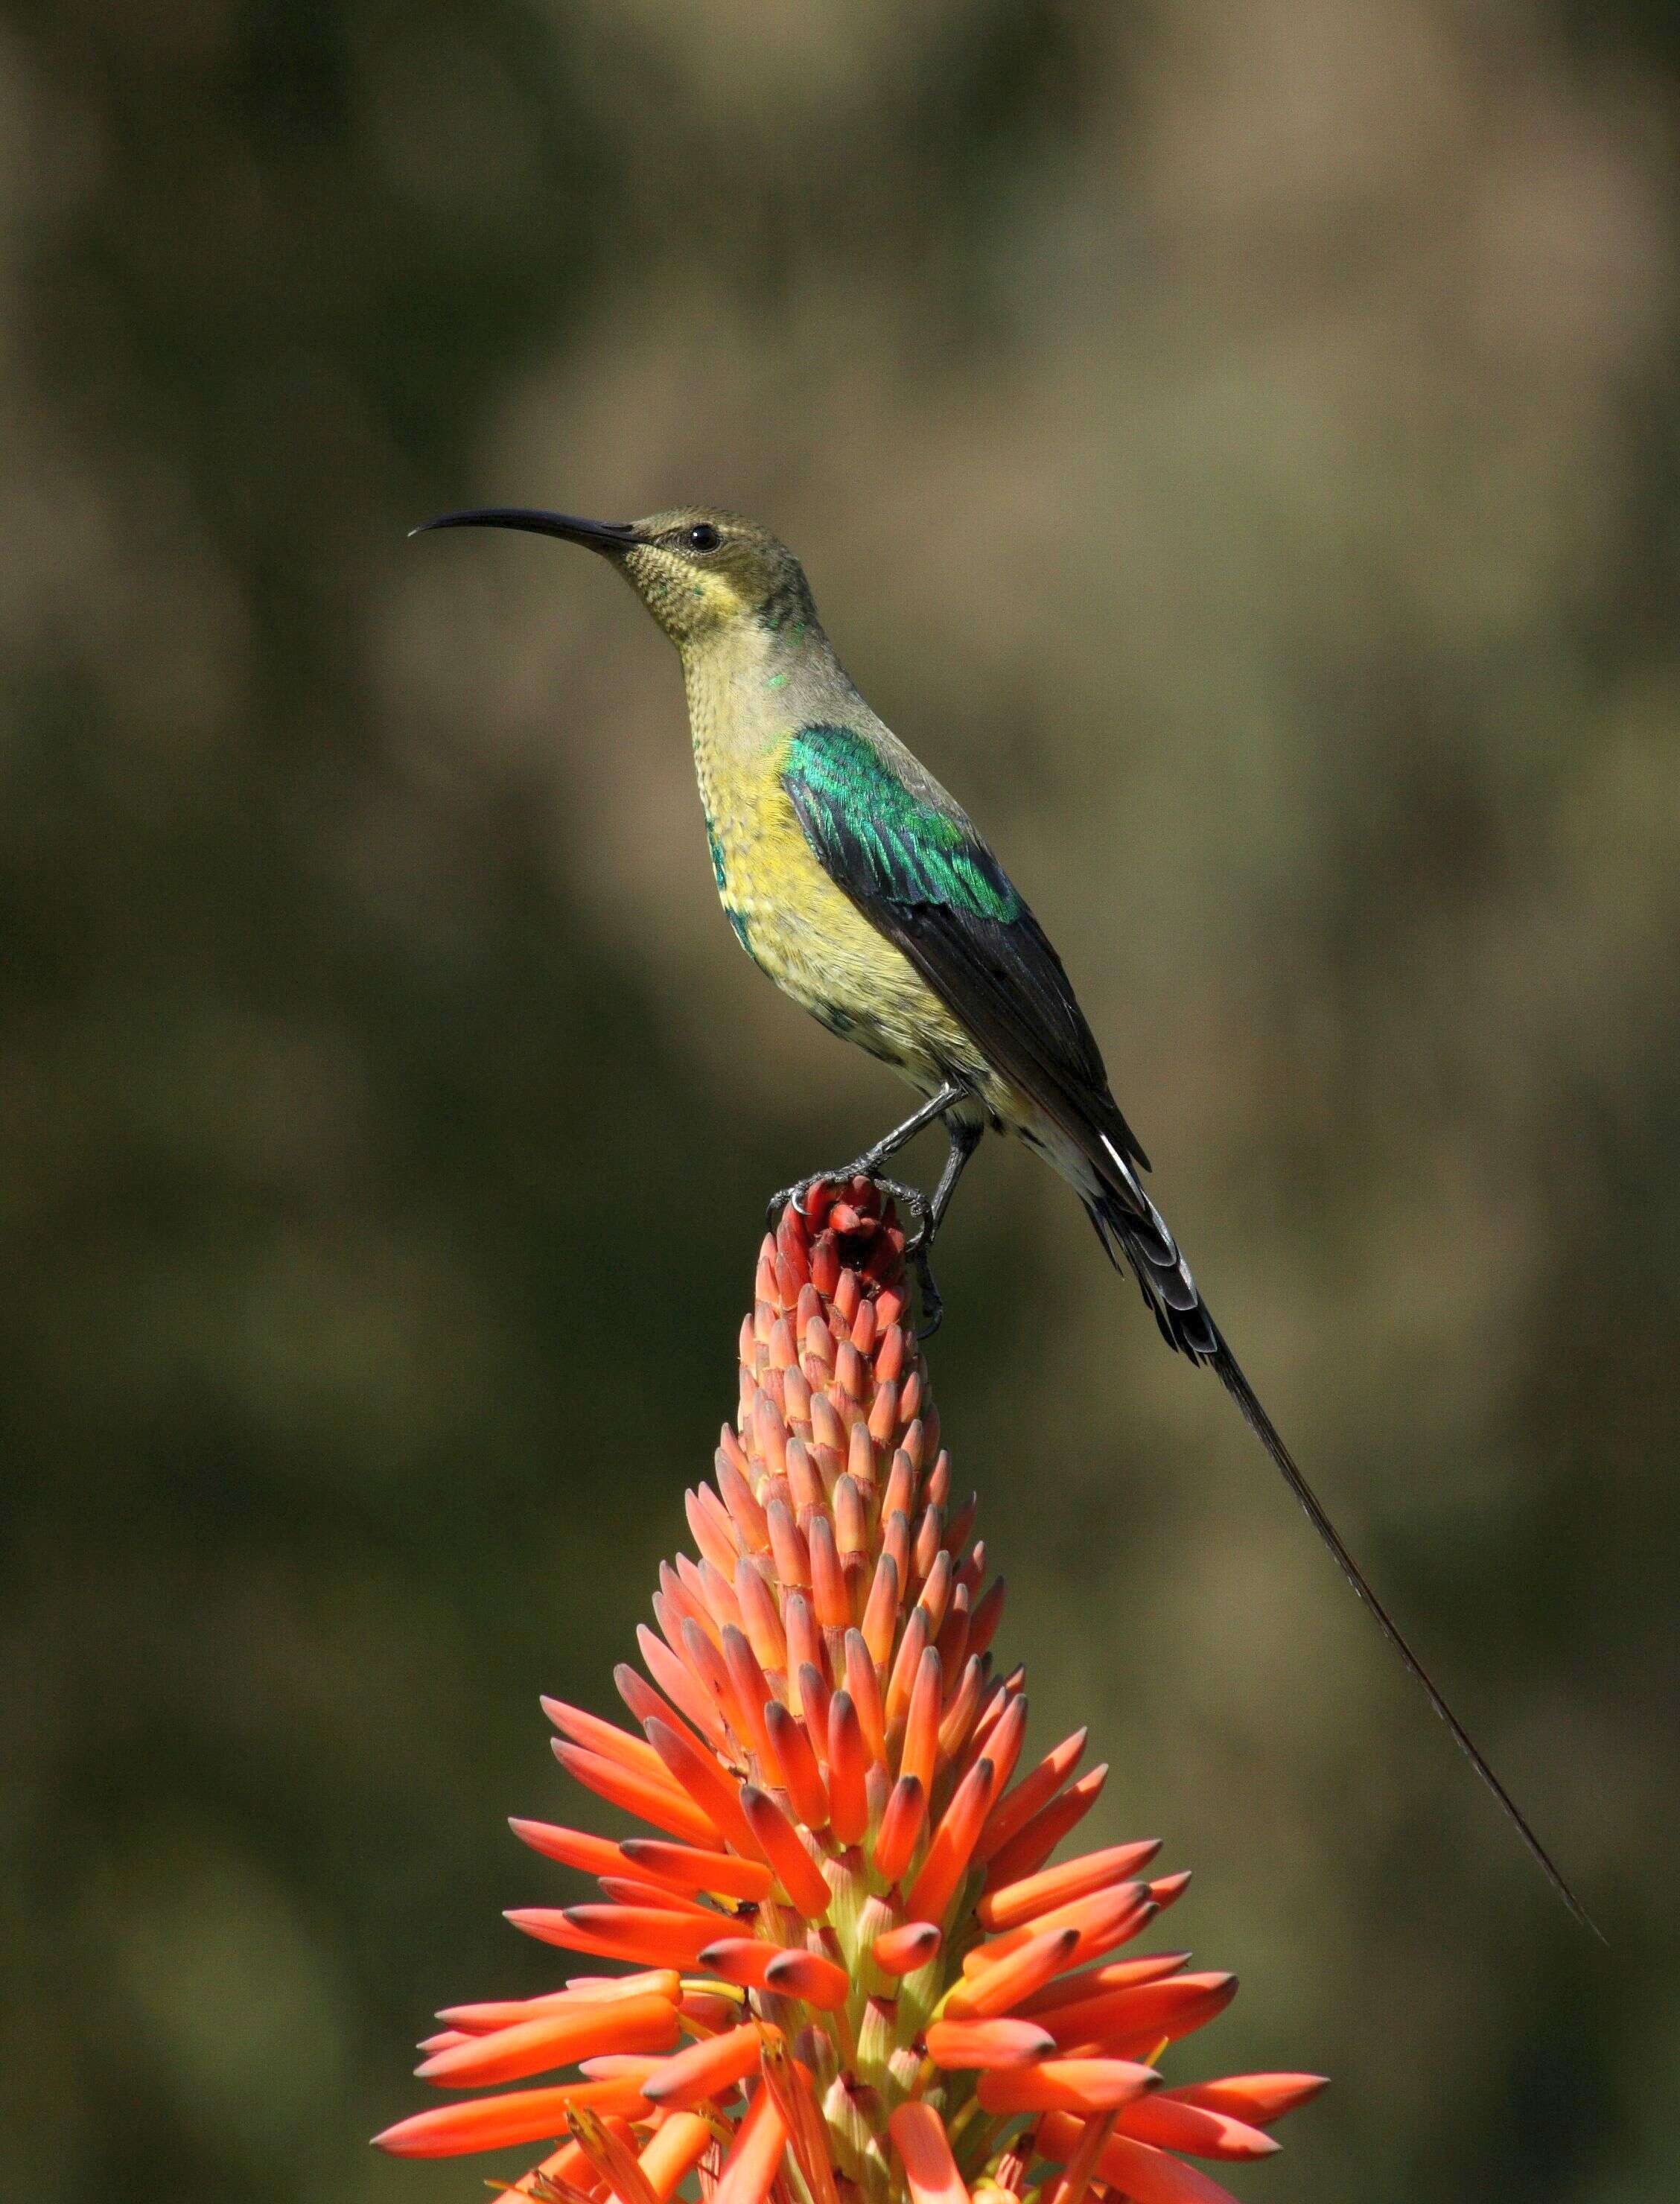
<box><xmin>783</xmin><ymin>723</ymin><xmax>1021</xmax><ymax>924</ymax></box>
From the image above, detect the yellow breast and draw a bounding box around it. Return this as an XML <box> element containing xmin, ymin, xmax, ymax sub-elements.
<box><xmin>697</xmin><ymin>743</ymin><xmax>987</xmax><ymax>1097</ymax></box>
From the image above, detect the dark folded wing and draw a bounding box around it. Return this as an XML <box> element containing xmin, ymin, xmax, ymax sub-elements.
<box><xmin>783</xmin><ymin>722</ymin><xmax>1150</xmax><ymax>1177</ymax></box>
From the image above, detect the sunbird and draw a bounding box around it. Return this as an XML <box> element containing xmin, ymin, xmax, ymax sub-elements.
<box><xmin>416</xmin><ymin>502</ymin><xmax>1587</xmax><ymax>1926</ymax></box>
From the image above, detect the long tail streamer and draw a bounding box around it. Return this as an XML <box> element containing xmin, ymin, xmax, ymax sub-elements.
<box><xmin>1211</xmin><ymin>1331</ymin><xmax>1597</xmax><ymax>1937</ymax></box>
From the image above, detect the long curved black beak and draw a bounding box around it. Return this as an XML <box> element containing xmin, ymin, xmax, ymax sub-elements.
<box><xmin>410</xmin><ymin>509</ymin><xmax>640</xmax><ymax>554</ymax></box>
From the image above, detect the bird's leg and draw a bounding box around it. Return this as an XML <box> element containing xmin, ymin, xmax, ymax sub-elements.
<box><xmin>847</xmin><ymin>1082</ymin><xmax>969</xmax><ymax>1180</ymax></box>
<box><xmin>766</xmin><ymin>1083</ymin><xmax>967</xmax><ymax>1232</ymax></box>
<box><xmin>924</xmin><ymin>1115</ymin><xmax>982</xmax><ymax>1240</ymax></box>
<box><xmin>767</xmin><ymin>1088</ymin><xmax>981</xmax><ymax>1339</ymax></box>
<box><xmin>903</xmin><ymin>1117</ymin><xmax>982</xmax><ymax>1337</ymax></box>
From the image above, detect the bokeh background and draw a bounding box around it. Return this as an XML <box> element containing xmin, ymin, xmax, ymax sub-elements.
<box><xmin>3</xmin><ymin>2</ymin><xmax>1678</xmax><ymax>2199</ymax></box>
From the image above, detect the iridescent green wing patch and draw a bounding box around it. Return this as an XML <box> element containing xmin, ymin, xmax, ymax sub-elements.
<box><xmin>783</xmin><ymin>723</ymin><xmax>1021</xmax><ymax>923</ymax></box>
<box><xmin>783</xmin><ymin>720</ymin><xmax>1149</xmax><ymax>1172</ymax></box>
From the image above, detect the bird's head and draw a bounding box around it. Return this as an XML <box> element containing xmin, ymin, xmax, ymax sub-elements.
<box><xmin>412</xmin><ymin>504</ymin><xmax>816</xmax><ymax>650</ymax></box>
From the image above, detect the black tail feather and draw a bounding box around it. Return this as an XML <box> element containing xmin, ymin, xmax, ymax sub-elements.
<box><xmin>1214</xmin><ymin>1336</ymin><xmax>1597</xmax><ymax>1936</ymax></box>
<box><xmin>1086</xmin><ymin>1189</ymin><xmax>1596</xmax><ymax>1934</ymax></box>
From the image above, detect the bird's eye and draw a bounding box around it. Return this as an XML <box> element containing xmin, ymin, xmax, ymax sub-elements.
<box><xmin>687</xmin><ymin>523</ymin><xmax>721</xmax><ymax>553</ymax></box>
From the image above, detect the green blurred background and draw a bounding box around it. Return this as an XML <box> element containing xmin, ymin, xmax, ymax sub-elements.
<box><xmin>2</xmin><ymin>3</ymin><xmax>1677</xmax><ymax>2199</ymax></box>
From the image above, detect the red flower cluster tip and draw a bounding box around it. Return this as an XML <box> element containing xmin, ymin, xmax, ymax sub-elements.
<box><xmin>375</xmin><ymin>1179</ymin><xmax>1324</xmax><ymax>2203</ymax></box>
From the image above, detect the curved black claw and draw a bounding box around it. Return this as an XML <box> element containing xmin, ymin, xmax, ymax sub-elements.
<box><xmin>871</xmin><ymin>1174</ymin><xmax>929</xmax><ymax>1237</ymax></box>
<box><xmin>766</xmin><ymin>1173</ymin><xmax>825</xmax><ymax>1232</ymax></box>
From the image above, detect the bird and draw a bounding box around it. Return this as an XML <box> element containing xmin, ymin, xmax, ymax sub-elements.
<box><xmin>413</xmin><ymin>500</ymin><xmax>1590</xmax><ymax>1929</ymax></box>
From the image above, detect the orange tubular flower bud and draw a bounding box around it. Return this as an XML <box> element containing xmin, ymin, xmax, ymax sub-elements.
<box><xmin>686</xmin><ymin>1484</ymin><xmax>739</xmax><ymax>1575</ymax></box>
<box><xmin>880</xmin><ymin>1447</ymin><xmax>914</xmax><ymax>1521</ymax></box>
<box><xmin>591</xmin><ymin>1880</ymin><xmax>717</xmax><ymax>1920</ymax></box>
<box><xmin>1095</xmin><ymin>2127</ymin><xmax>1250</xmax><ymax>2203</ymax></box>
<box><xmin>900</xmin><ymin>1644</ymin><xmax>944</xmax><ymax>1792</ymax></box>
<box><xmin>1119</xmin><ymin>2096</ymin><xmax>1279</xmax><ymax>2162</ymax></box>
<box><xmin>766</xmin><ymin>1497</ymin><xmax>809</xmax><ymax>1588</ymax></box>
<box><xmin>932</xmin><ymin>1597</ymin><xmax>970</xmax><ymax>1683</ymax></box>
<box><xmin>783</xmin><ymin>1585</ymin><xmax>821</xmax><ymax>1679</ymax></box>
<box><xmin>719</xmin><ymin>1624</ymin><xmax>778</xmax><ymax>1770</ymax></box>
<box><xmin>916</xmin><ymin>1549</ymin><xmax>953</xmax><ymax>1634</ymax></box>
<box><xmin>740</xmin><ymin>1785</ymin><xmax>833</xmax><ymax>1918</ymax></box>
<box><xmin>642</xmin><ymin>1717</ymin><xmax>763</xmax><ymax>1861</ymax></box>
<box><xmin>541</xmin><ymin>1697</ymin><xmax>668</xmax><ymax>1782</ymax></box>
<box><xmin>436</xmin><ymin>1973</ymin><xmax>681</xmax><ymax>2034</ymax></box>
<box><xmin>796</xmin><ymin>1660</ymin><xmax>833</xmax><ymax>1751</ymax></box>
<box><xmin>1162</xmin><ymin>2072</ymin><xmax>1329</xmax><ymax>2126</ymax></box>
<box><xmin>885</xmin><ymin>1606</ymin><xmax>930</xmax><ymax>1726</ymax></box>
<box><xmin>506</xmin><ymin>1904</ymin><xmax>722</xmax><ymax>1970</ymax></box>
<box><xmin>679</xmin><ymin>1618</ymin><xmax>749</xmax><ymax>1742</ymax></box>
<box><xmin>621</xmin><ymin>1656</ymin><xmax>720</xmax><ymax>1764</ymax></box>
<box><xmin>825</xmin><ymin>1689</ymin><xmax>871</xmax><ymax>1844</ymax></box>
<box><xmin>1019</xmin><ymin>1951</ymin><xmax>1190</xmax><ymax>2019</ymax></box>
<box><xmin>984</xmin><ymin>1763</ymin><xmax>1110</xmax><ymax>1888</ymax></box>
<box><xmin>764</xmin><ymin>1947</ymin><xmax>850</xmax><ymax>2009</ymax></box>
<box><xmin>696</xmin><ymin>1555</ymin><xmax>745</xmax><ymax>1637</ymax></box>
<box><xmin>970</xmin><ymin>1880</ymin><xmax>1154</xmax><ymax>1972</ymax></box>
<box><xmin>873</xmin><ymin>1774</ymin><xmax>926</xmax><ymax>1884</ymax></box>
<box><xmin>976</xmin><ymin>1838</ymin><xmax>1162</xmax><ymax>1930</ymax></box>
<box><xmin>416</xmin><ymin>1992</ymin><xmax>678</xmax><ymax>2086</ymax></box>
<box><xmin>976</xmin><ymin>2057</ymin><xmax>1160</xmax><ymax>2117</ymax></box>
<box><xmin>844</xmin><ymin>1627</ymin><xmax>888</xmax><ymax>1765</ymax></box>
<box><xmin>372</xmin><ymin>2074</ymin><xmax>652</xmax><ymax>2158</ymax></box>
<box><xmin>576</xmin><ymin>2054</ymin><xmax>664</xmax><ymax>2084</ymax></box>
<box><xmin>733</xmin><ymin>1556</ymin><xmax>788</xmax><ymax>1670</ymax></box>
<box><xmin>912</xmin><ymin>1503</ymin><xmax>943</xmax><ymax>1582</ymax></box>
<box><xmin>375</xmin><ymin>1186</ymin><xmax>1322</xmax><ymax>2204</ymax></box>
<box><xmin>1043</xmin><ymin>1971</ymin><xmax>1238</xmax><ymax>2056</ymax></box>
<box><xmin>615</xmin><ymin>1837</ymin><xmax>771</xmax><ymax>1902</ymax></box>
<box><xmin>506</xmin><ymin>1818</ymin><xmax>634</xmax><ymax>1878</ymax></box>
<box><xmin>936</xmin><ymin>1654</ymin><xmax>985</xmax><ymax>1761</ymax></box>
<box><xmin>636</xmin><ymin>2110</ymin><xmax>715</xmax><ymax>2200</ymax></box>
<box><xmin>808</xmin><ymin>1512</ymin><xmax>850</xmax><ymax>1631</ymax></box>
<box><xmin>696</xmin><ymin>1940</ymin><xmax>847</xmax><ymax>2010</ymax></box>
<box><xmin>924</xmin><ymin>2016</ymin><xmax>1057</xmax><ymax>2069</ymax></box>
<box><xmin>786</xmin><ymin>1433</ymin><xmax>824</xmax><ymax>1515</ymax></box>
<box><xmin>641</xmin><ymin>2023</ymin><xmax>763</xmax><ymax>2108</ymax></box>
<box><xmin>716</xmin><ymin>1462</ymin><xmax>770</xmax><ymax>1557</ymax></box>
<box><xmin>943</xmin><ymin>1491</ymin><xmax>977</xmax><ymax>1556</ymax></box>
<box><xmin>890</xmin><ymin>2101</ymin><xmax>973</xmax><ymax>2204</ymax></box>
<box><xmin>970</xmin><ymin>1687</ymin><xmax>1028</xmax><ymax>1795</ymax></box>
<box><xmin>697</xmin><ymin>1936</ymin><xmax>784</xmax><ymax>1993</ymax></box>
<box><xmin>903</xmin><ymin>1766</ymin><xmax>993</xmax><ymax>1934</ymax></box>
<box><xmin>976</xmin><ymin>1729</ymin><xmax>1087</xmax><ymax>1862</ymax></box>
<box><xmin>550</xmin><ymin>1739</ymin><xmax>722</xmax><ymax>1847</ymax></box>
<box><xmin>944</xmin><ymin>1926</ymin><xmax>1081</xmax><ymax>2019</ymax></box>
<box><xmin>833</xmin><ymin>1473</ymin><xmax>868</xmax><ymax>1558</ymax></box>
<box><xmin>633</xmin><ymin>1629</ymin><xmax>731</xmax><ymax>1751</ymax></box>
<box><xmin>712</xmin><ymin>2080</ymin><xmax>791</xmax><ymax>2204</ymax></box>
<box><xmin>766</xmin><ymin>1696</ymin><xmax>830</xmax><ymax>1831</ymax></box>
<box><xmin>873</xmin><ymin>1919</ymin><xmax>941</xmax><ymax>1975</ymax></box>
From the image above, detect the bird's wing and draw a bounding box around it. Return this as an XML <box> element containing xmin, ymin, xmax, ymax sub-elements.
<box><xmin>783</xmin><ymin>721</ymin><xmax>1151</xmax><ymax>1175</ymax></box>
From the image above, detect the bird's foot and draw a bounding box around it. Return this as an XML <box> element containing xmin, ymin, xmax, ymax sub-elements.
<box><xmin>765</xmin><ymin>1170</ymin><xmax>946</xmax><ymax>1335</ymax></box>
<box><xmin>766</xmin><ymin>1168</ymin><xmax>929</xmax><ymax>1235</ymax></box>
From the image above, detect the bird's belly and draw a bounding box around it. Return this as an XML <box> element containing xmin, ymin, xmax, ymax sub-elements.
<box><xmin>731</xmin><ymin>863</ymin><xmax>983</xmax><ymax>1095</ymax></box>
